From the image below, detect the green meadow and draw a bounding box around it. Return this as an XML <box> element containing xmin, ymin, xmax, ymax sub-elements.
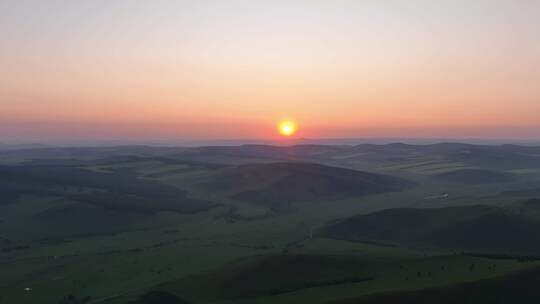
<box><xmin>2</xmin><ymin>144</ymin><xmax>540</xmax><ymax>303</ymax></box>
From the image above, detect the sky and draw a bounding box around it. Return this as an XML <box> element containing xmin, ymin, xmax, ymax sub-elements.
<box><xmin>1</xmin><ymin>0</ymin><xmax>540</xmax><ymax>142</ymax></box>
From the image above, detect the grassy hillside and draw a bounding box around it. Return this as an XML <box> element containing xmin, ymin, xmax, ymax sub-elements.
<box><xmin>335</xmin><ymin>266</ymin><xmax>540</xmax><ymax>304</ymax></box>
<box><xmin>320</xmin><ymin>204</ymin><xmax>540</xmax><ymax>254</ymax></box>
<box><xmin>0</xmin><ymin>165</ymin><xmax>215</xmax><ymax>213</ymax></box>
<box><xmin>157</xmin><ymin>254</ymin><xmax>377</xmax><ymax>302</ymax></box>
<box><xmin>432</xmin><ymin>169</ymin><xmax>516</xmax><ymax>184</ymax></box>
<box><xmin>2</xmin><ymin>144</ymin><xmax>540</xmax><ymax>304</ymax></box>
<box><xmin>202</xmin><ymin>162</ymin><xmax>413</xmax><ymax>212</ymax></box>
<box><xmin>146</xmin><ymin>253</ymin><xmax>537</xmax><ymax>304</ymax></box>
<box><xmin>130</xmin><ymin>291</ymin><xmax>190</xmax><ymax>304</ymax></box>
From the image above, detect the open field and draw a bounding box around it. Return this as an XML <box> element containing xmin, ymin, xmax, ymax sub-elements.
<box><xmin>2</xmin><ymin>144</ymin><xmax>540</xmax><ymax>303</ymax></box>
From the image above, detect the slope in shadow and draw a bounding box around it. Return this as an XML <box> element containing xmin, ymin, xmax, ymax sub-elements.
<box><xmin>432</xmin><ymin>169</ymin><xmax>515</xmax><ymax>184</ymax></box>
<box><xmin>335</xmin><ymin>266</ymin><xmax>540</xmax><ymax>304</ymax></box>
<box><xmin>320</xmin><ymin>204</ymin><xmax>540</xmax><ymax>254</ymax></box>
<box><xmin>204</xmin><ymin>162</ymin><xmax>414</xmax><ymax>212</ymax></box>
<box><xmin>155</xmin><ymin>254</ymin><xmax>378</xmax><ymax>302</ymax></box>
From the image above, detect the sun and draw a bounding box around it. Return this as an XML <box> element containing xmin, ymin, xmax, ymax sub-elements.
<box><xmin>278</xmin><ymin>120</ymin><xmax>297</xmax><ymax>137</ymax></box>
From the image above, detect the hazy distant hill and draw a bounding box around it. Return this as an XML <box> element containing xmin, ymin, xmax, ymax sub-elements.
<box><xmin>0</xmin><ymin>142</ymin><xmax>50</xmax><ymax>151</ymax></box>
<box><xmin>4</xmin><ymin>143</ymin><xmax>540</xmax><ymax>170</ymax></box>
<box><xmin>432</xmin><ymin>169</ymin><xmax>516</xmax><ymax>184</ymax></box>
<box><xmin>0</xmin><ymin>145</ymin><xmax>188</xmax><ymax>160</ymax></box>
<box><xmin>170</xmin><ymin>143</ymin><xmax>540</xmax><ymax>170</ymax></box>
<box><xmin>202</xmin><ymin>162</ymin><xmax>413</xmax><ymax>212</ymax></box>
<box><xmin>320</xmin><ymin>203</ymin><xmax>540</xmax><ymax>254</ymax></box>
<box><xmin>171</xmin><ymin>144</ymin><xmax>347</xmax><ymax>165</ymax></box>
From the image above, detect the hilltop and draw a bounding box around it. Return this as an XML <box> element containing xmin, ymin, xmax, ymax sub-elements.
<box><xmin>202</xmin><ymin>162</ymin><xmax>413</xmax><ymax>212</ymax></box>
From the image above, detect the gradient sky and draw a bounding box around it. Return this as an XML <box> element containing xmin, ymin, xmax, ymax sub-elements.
<box><xmin>1</xmin><ymin>0</ymin><xmax>540</xmax><ymax>142</ymax></box>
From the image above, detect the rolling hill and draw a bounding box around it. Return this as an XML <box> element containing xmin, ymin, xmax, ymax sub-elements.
<box><xmin>0</xmin><ymin>165</ymin><xmax>215</xmax><ymax>213</ymax></box>
<box><xmin>152</xmin><ymin>254</ymin><xmax>387</xmax><ymax>302</ymax></box>
<box><xmin>432</xmin><ymin>169</ymin><xmax>516</xmax><ymax>184</ymax></box>
<box><xmin>202</xmin><ymin>162</ymin><xmax>414</xmax><ymax>212</ymax></box>
<box><xmin>336</xmin><ymin>266</ymin><xmax>540</xmax><ymax>304</ymax></box>
<box><xmin>141</xmin><ymin>253</ymin><xmax>535</xmax><ymax>304</ymax></box>
<box><xmin>319</xmin><ymin>204</ymin><xmax>540</xmax><ymax>254</ymax></box>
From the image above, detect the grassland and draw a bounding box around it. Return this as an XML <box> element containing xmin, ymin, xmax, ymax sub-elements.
<box><xmin>2</xmin><ymin>144</ymin><xmax>540</xmax><ymax>303</ymax></box>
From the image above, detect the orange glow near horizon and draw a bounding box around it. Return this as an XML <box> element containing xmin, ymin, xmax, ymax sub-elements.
<box><xmin>1</xmin><ymin>1</ymin><xmax>540</xmax><ymax>141</ymax></box>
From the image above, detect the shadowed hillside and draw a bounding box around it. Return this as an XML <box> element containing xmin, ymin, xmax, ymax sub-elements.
<box><xmin>432</xmin><ymin>169</ymin><xmax>516</xmax><ymax>184</ymax></box>
<box><xmin>335</xmin><ymin>266</ymin><xmax>540</xmax><ymax>304</ymax></box>
<box><xmin>130</xmin><ymin>291</ymin><xmax>190</xmax><ymax>304</ymax></box>
<box><xmin>320</xmin><ymin>205</ymin><xmax>540</xmax><ymax>254</ymax></box>
<box><xmin>0</xmin><ymin>165</ymin><xmax>215</xmax><ymax>213</ymax></box>
<box><xmin>2</xmin><ymin>144</ymin><xmax>540</xmax><ymax>304</ymax></box>
<box><xmin>144</xmin><ymin>253</ymin><xmax>535</xmax><ymax>304</ymax></box>
<box><xmin>154</xmin><ymin>254</ymin><xmax>385</xmax><ymax>302</ymax></box>
<box><xmin>203</xmin><ymin>162</ymin><xmax>413</xmax><ymax>212</ymax></box>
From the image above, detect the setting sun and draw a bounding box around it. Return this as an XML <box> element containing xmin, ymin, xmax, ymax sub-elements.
<box><xmin>278</xmin><ymin>120</ymin><xmax>297</xmax><ymax>137</ymax></box>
